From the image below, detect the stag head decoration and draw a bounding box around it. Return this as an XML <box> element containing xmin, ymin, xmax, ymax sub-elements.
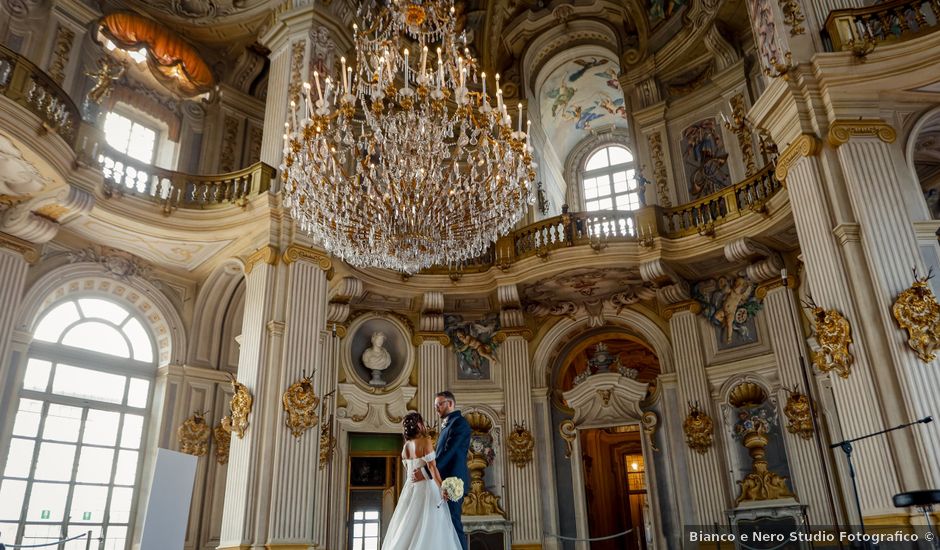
<box><xmin>803</xmin><ymin>295</ymin><xmax>854</xmax><ymax>378</ymax></box>
<box><xmin>282</xmin><ymin>370</ymin><xmax>320</xmax><ymax>438</ymax></box>
<box><xmin>222</xmin><ymin>373</ymin><xmax>253</xmax><ymax>439</ymax></box>
<box><xmin>683</xmin><ymin>401</ymin><xmax>714</xmax><ymax>454</ymax></box>
<box><xmin>177</xmin><ymin>410</ymin><xmax>210</xmax><ymax>457</ymax></box>
<box><xmin>892</xmin><ymin>267</ymin><xmax>940</xmax><ymax>363</ymax></box>
<box><xmin>783</xmin><ymin>386</ymin><xmax>814</xmax><ymax>440</ymax></box>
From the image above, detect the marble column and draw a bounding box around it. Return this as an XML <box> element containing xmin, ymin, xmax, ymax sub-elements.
<box><xmin>497</xmin><ymin>284</ymin><xmax>542</xmax><ymax>546</ymax></box>
<box><xmin>778</xmin><ymin>141</ymin><xmax>903</xmax><ymax>518</ymax></box>
<box><xmin>762</xmin><ymin>283</ymin><xmax>836</xmax><ymax>523</ymax></box>
<box><xmin>416</xmin><ymin>292</ymin><xmax>449</xmax><ymax>422</ymax></box>
<box><xmin>0</xmin><ymin>238</ymin><xmax>35</xmax><ymax>476</ymax></box>
<box><xmin>833</xmin><ymin>126</ymin><xmax>940</xmax><ymax>490</ymax></box>
<box><xmin>667</xmin><ymin>303</ymin><xmax>729</xmax><ymax>526</ymax></box>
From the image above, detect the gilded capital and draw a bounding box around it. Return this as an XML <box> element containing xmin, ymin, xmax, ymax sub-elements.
<box><xmin>282</xmin><ymin>244</ymin><xmax>333</xmax><ymax>273</ymax></box>
<box><xmin>494</xmin><ymin>327</ymin><xmax>534</xmax><ymax>342</ymax></box>
<box><xmin>662</xmin><ymin>300</ymin><xmax>701</xmax><ymax>321</ymax></box>
<box><xmin>412</xmin><ymin>331</ymin><xmax>450</xmax><ymax>346</ymax></box>
<box><xmin>244</xmin><ymin>245</ymin><xmax>279</xmax><ymax>274</ymax></box>
<box><xmin>0</xmin><ymin>231</ymin><xmax>40</xmax><ymax>264</ymax></box>
<box><xmin>827</xmin><ymin>120</ymin><xmax>897</xmax><ymax>148</ymax></box>
<box><xmin>774</xmin><ymin>134</ymin><xmax>822</xmax><ymax>183</ymax></box>
<box><xmin>755</xmin><ymin>273</ymin><xmax>798</xmax><ymax>300</ymax></box>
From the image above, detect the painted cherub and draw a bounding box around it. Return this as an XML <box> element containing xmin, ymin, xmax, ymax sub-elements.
<box><xmin>714</xmin><ymin>276</ymin><xmax>754</xmax><ymax>344</ymax></box>
<box><xmin>86</xmin><ymin>58</ymin><xmax>125</xmax><ymax>105</ymax></box>
<box><xmin>454</xmin><ymin>328</ymin><xmax>499</xmax><ymax>367</ymax></box>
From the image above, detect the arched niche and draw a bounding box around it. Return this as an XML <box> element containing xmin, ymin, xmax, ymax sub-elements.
<box><xmin>904</xmin><ymin>106</ymin><xmax>940</xmax><ymax>221</ymax></box>
<box><xmin>189</xmin><ymin>258</ymin><xmax>246</xmax><ymax>368</ymax></box>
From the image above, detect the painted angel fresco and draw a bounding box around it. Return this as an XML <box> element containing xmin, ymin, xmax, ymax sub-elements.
<box><xmin>693</xmin><ymin>275</ymin><xmax>763</xmax><ymax>349</ymax></box>
<box><xmin>445</xmin><ymin>314</ymin><xmax>501</xmax><ymax>380</ymax></box>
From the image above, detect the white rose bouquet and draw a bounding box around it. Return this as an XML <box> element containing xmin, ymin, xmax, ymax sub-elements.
<box><xmin>438</xmin><ymin>477</ymin><xmax>464</xmax><ymax>508</ymax></box>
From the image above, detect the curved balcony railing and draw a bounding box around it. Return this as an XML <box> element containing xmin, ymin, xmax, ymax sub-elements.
<box><xmin>826</xmin><ymin>0</ymin><xmax>940</xmax><ymax>52</ymax></box>
<box><xmin>97</xmin><ymin>145</ymin><xmax>273</xmax><ymax>215</ymax></box>
<box><xmin>0</xmin><ymin>44</ymin><xmax>81</xmax><ymax>146</ymax></box>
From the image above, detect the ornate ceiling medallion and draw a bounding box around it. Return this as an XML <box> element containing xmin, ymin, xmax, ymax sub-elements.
<box><xmin>177</xmin><ymin>411</ymin><xmax>210</xmax><ymax>457</ymax></box>
<box><xmin>892</xmin><ymin>270</ymin><xmax>940</xmax><ymax>363</ymax></box>
<box><xmin>222</xmin><ymin>374</ymin><xmax>253</xmax><ymax>439</ymax></box>
<box><xmin>282</xmin><ymin>0</ymin><xmax>535</xmax><ymax>273</ymax></box>
<box><xmin>282</xmin><ymin>372</ymin><xmax>320</xmax><ymax>438</ymax></box>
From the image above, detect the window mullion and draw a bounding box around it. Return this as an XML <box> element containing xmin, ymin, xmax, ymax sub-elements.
<box><xmin>58</xmin><ymin>407</ymin><xmax>90</xmax><ymax>550</ymax></box>
<box><xmin>14</xmin><ymin>399</ymin><xmax>50</xmax><ymax>545</ymax></box>
<box><xmin>104</xmin><ymin>412</ymin><xmax>128</xmax><ymax>547</ymax></box>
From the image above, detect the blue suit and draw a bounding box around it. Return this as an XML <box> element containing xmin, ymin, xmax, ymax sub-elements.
<box><xmin>435</xmin><ymin>410</ymin><xmax>471</xmax><ymax>550</ymax></box>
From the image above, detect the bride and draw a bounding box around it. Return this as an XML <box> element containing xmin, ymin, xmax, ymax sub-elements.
<box><xmin>382</xmin><ymin>412</ymin><xmax>462</xmax><ymax>550</ymax></box>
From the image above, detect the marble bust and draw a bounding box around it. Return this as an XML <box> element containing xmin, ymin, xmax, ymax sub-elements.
<box><xmin>362</xmin><ymin>331</ymin><xmax>392</xmax><ymax>386</ymax></box>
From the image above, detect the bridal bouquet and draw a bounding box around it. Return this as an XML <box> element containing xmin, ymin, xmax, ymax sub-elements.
<box><xmin>437</xmin><ymin>477</ymin><xmax>464</xmax><ymax>508</ymax></box>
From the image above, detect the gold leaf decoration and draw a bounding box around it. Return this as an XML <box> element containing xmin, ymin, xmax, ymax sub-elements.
<box><xmin>807</xmin><ymin>303</ymin><xmax>854</xmax><ymax>378</ymax></box>
<box><xmin>892</xmin><ymin>271</ymin><xmax>940</xmax><ymax>363</ymax></box>
<box><xmin>177</xmin><ymin>412</ymin><xmax>210</xmax><ymax>457</ymax></box>
<box><xmin>282</xmin><ymin>373</ymin><xmax>320</xmax><ymax>438</ymax></box>
<box><xmin>506</xmin><ymin>422</ymin><xmax>535</xmax><ymax>468</ymax></box>
<box><xmin>318</xmin><ymin>422</ymin><xmax>335</xmax><ymax>470</ymax></box>
<box><xmin>225</xmin><ymin>374</ymin><xmax>253</xmax><ymax>439</ymax></box>
<box><xmin>783</xmin><ymin>388</ymin><xmax>814</xmax><ymax>440</ymax></box>
<box><xmin>683</xmin><ymin>401</ymin><xmax>714</xmax><ymax>454</ymax></box>
<box><xmin>213</xmin><ymin>421</ymin><xmax>231</xmax><ymax>465</ymax></box>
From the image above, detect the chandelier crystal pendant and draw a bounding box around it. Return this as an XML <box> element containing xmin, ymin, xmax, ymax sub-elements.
<box><xmin>281</xmin><ymin>0</ymin><xmax>536</xmax><ymax>274</ymax></box>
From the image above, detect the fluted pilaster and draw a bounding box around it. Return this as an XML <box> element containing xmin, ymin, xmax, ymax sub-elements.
<box><xmin>418</xmin><ymin>339</ymin><xmax>449</xmax><ymax>422</ymax></box>
<box><xmin>763</xmin><ymin>285</ymin><xmax>835</xmax><ymax>523</ymax></box>
<box><xmin>669</xmin><ymin>308</ymin><xmax>729</xmax><ymax>525</ymax></box>
<box><xmin>0</xmin><ymin>245</ymin><xmax>30</xmax><ymax>471</ymax></box>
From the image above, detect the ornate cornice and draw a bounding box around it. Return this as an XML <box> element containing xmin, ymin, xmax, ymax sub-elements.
<box><xmin>494</xmin><ymin>327</ymin><xmax>534</xmax><ymax>342</ymax></box>
<box><xmin>282</xmin><ymin>244</ymin><xmax>333</xmax><ymax>274</ymax></box>
<box><xmin>827</xmin><ymin>120</ymin><xmax>897</xmax><ymax>148</ymax></box>
<box><xmin>662</xmin><ymin>300</ymin><xmax>701</xmax><ymax>321</ymax></box>
<box><xmin>0</xmin><ymin>231</ymin><xmax>40</xmax><ymax>263</ymax></box>
<box><xmin>244</xmin><ymin>245</ymin><xmax>279</xmax><ymax>274</ymax></box>
<box><xmin>412</xmin><ymin>331</ymin><xmax>450</xmax><ymax>347</ymax></box>
<box><xmin>775</xmin><ymin>134</ymin><xmax>822</xmax><ymax>182</ymax></box>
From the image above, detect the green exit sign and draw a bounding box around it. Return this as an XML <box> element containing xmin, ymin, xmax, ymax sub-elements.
<box><xmin>82</xmin><ymin>512</ymin><xmax>92</xmax><ymax>521</ymax></box>
<box><xmin>40</xmin><ymin>510</ymin><xmax>50</xmax><ymax>519</ymax></box>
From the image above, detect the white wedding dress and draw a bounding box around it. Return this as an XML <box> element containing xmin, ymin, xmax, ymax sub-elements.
<box><xmin>381</xmin><ymin>451</ymin><xmax>462</xmax><ymax>550</ymax></box>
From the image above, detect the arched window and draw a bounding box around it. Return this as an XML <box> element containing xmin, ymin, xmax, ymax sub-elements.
<box><xmin>0</xmin><ymin>298</ymin><xmax>155</xmax><ymax>548</ymax></box>
<box><xmin>582</xmin><ymin>145</ymin><xmax>640</xmax><ymax>211</ymax></box>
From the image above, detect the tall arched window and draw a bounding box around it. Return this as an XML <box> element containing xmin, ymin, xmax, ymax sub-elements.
<box><xmin>582</xmin><ymin>145</ymin><xmax>639</xmax><ymax>211</ymax></box>
<box><xmin>0</xmin><ymin>298</ymin><xmax>155</xmax><ymax>549</ymax></box>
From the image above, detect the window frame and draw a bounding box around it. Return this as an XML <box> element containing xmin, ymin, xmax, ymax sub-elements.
<box><xmin>103</xmin><ymin>110</ymin><xmax>160</xmax><ymax>165</ymax></box>
<box><xmin>0</xmin><ymin>296</ymin><xmax>157</xmax><ymax>550</ymax></box>
<box><xmin>580</xmin><ymin>145</ymin><xmax>640</xmax><ymax>213</ymax></box>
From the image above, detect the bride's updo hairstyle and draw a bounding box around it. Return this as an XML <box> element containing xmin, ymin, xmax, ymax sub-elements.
<box><xmin>402</xmin><ymin>411</ymin><xmax>425</xmax><ymax>440</ymax></box>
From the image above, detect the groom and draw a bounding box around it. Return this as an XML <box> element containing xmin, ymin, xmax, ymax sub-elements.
<box><xmin>434</xmin><ymin>390</ymin><xmax>471</xmax><ymax>550</ymax></box>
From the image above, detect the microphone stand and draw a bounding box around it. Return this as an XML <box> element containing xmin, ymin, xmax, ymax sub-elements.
<box><xmin>829</xmin><ymin>416</ymin><xmax>933</xmax><ymax>535</ymax></box>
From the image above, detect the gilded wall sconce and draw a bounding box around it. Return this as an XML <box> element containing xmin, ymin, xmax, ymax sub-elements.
<box><xmin>507</xmin><ymin>421</ymin><xmax>535</xmax><ymax>468</ymax></box>
<box><xmin>783</xmin><ymin>387</ymin><xmax>814</xmax><ymax>440</ymax></box>
<box><xmin>805</xmin><ymin>299</ymin><xmax>854</xmax><ymax>378</ymax></box>
<box><xmin>683</xmin><ymin>401</ymin><xmax>714</xmax><ymax>454</ymax></box>
<box><xmin>177</xmin><ymin>411</ymin><xmax>210</xmax><ymax>457</ymax></box>
<box><xmin>282</xmin><ymin>371</ymin><xmax>320</xmax><ymax>438</ymax></box>
<box><xmin>223</xmin><ymin>374</ymin><xmax>253</xmax><ymax>439</ymax></box>
<box><xmin>892</xmin><ymin>269</ymin><xmax>940</xmax><ymax>362</ymax></box>
<box><xmin>764</xmin><ymin>52</ymin><xmax>796</xmax><ymax>80</ymax></box>
<box><xmin>213</xmin><ymin>421</ymin><xmax>231</xmax><ymax>465</ymax></box>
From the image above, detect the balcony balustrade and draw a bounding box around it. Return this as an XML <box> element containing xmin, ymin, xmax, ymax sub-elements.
<box><xmin>826</xmin><ymin>0</ymin><xmax>940</xmax><ymax>52</ymax></box>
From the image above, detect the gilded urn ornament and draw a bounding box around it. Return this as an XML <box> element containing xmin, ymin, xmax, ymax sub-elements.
<box><xmin>223</xmin><ymin>374</ymin><xmax>253</xmax><ymax>439</ymax></box>
<box><xmin>733</xmin><ymin>407</ymin><xmax>795</xmax><ymax>504</ymax></box>
<box><xmin>213</xmin><ymin>421</ymin><xmax>231</xmax><ymax>465</ymax></box>
<box><xmin>462</xmin><ymin>411</ymin><xmax>505</xmax><ymax>517</ymax></box>
<box><xmin>806</xmin><ymin>300</ymin><xmax>854</xmax><ymax>378</ymax></box>
<box><xmin>282</xmin><ymin>372</ymin><xmax>320</xmax><ymax>438</ymax></box>
<box><xmin>783</xmin><ymin>387</ymin><xmax>814</xmax><ymax>440</ymax></box>
<box><xmin>683</xmin><ymin>401</ymin><xmax>714</xmax><ymax>454</ymax></box>
<box><xmin>506</xmin><ymin>422</ymin><xmax>535</xmax><ymax>468</ymax></box>
<box><xmin>177</xmin><ymin>412</ymin><xmax>210</xmax><ymax>457</ymax></box>
<box><xmin>892</xmin><ymin>269</ymin><xmax>940</xmax><ymax>362</ymax></box>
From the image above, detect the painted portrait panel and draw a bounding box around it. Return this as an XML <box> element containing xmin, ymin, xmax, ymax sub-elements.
<box><xmin>680</xmin><ymin>118</ymin><xmax>732</xmax><ymax>199</ymax></box>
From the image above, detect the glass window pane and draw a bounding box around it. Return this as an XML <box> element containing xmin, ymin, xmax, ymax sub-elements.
<box><xmin>76</xmin><ymin>447</ymin><xmax>114</xmax><ymax>484</ymax></box>
<box><xmin>364</xmin><ymin>511</ymin><xmax>379</xmax><ymax>520</ymax></box>
<box><xmin>0</xmin><ymin>479</ymin><xmax>27</xmax><ymax>520</ymax></box>
<box><xmin>586</xmin><ymin>200</ymin><xmax>600</xmax><ymax>212</ymax></box>
<box><xmin>365</xmin><ymin>523</ymin><xmax>378</xmax><ymax>536</ymax></box>
<box><xmin>585</xmin><ymin>150</ymin><xmax>609</xmax><ymax>171</ymax></box>
<box><xmin>53</xmin><ymin>365</ymin><xmax>126</xmax><ymax>404</ymax></box>
<box><xmin>0</xmin><ymin>521</ymin><xmax>17</xmax><ymax>544</ymax></box>
<box><xmin>33</xmin><ymin>301</ymin><xmax>80</xmax><ymax>342</ymax></box>
<box><xmin>34</xmin><ymin>442</ymin><xmax>76</xmax><ymax>481</ymax></box>
<box><xmin>22</xmin><ymin>523</ymin><xmax>61</xmax><ymax>544</ymax></box>
<box><xmin>352</xmin><ymin>540</ymin><xmax>363</xmax><ymax>550</ymax></box>
<box><xmin>353</xmin><ymin>523</ymin><xmax>363</xmax><ymax>537</ymax></box>
<box><xmin>70</xmin><ymin>485</ymin><xmax>108</xmax><ymax>523</ymax></box>
<box><xmin>353</xmin><ymin>511</ymin><xmax>363</xmax><ymax>520</ymax></box>
<box><xmin>4</xmin><ymin>438</ymin><xmax>35</xmax><ymax>477</ymax></box>
<box><xmin>23</xmin><ymin>359</ymin><xmax>52</xmax><ymax>392</ymax></box>
<box><xmin>597</xmin><ymin>197</ymin><xmax>613</xmax><ymax>210</ymax></box>
<box><xmin>12</xmin><ymin>399</ymin><xmax>43</xmax><ymax>437</ymax></box>
<box><xmin>103</xmin><ymin>525</ymin><xmax>127</xmax><ymax>550</ymax></box>
<box><xmin>126</xmin><ymin>124</ymin><xmax>156</xmax><ymax>163</ymax></box>
<box><xmin>120</xmin><ymin>415</ymin><xmax>144</xmax><ymax>449</ymax></box>
<box><xmin>626</xmin><ymin>169</ymin><xmax>637</xmax><ymax>189</ymax></box>
<box><xmin>83</xmin><ymin>410</ymin><xmax>120</xmax><ymax>446</ymax></box>
<box><xmin>124</xmin><ymin>319</ymin><xmax>153</xmax><ymax>363</ymax></box>
<box><xmin>608</xmin><ymin>146</ymin><xmax>633</xmax><ymax>165</ymax></box>
<box><xmin>584</xmin><ymin>182</ymin><xmax>599</xmax><ymax>199</ymax></box>
<box><xmin>61</xmin><ymin>322</ymin><xmax>130</xmax><ymax>358</ymax></box>
<box><xmin>109</xmin><ymin>487</ymin><xmax>133</xmax><ymax>523</ymax></box>
<box><xmin>114</xmin><ymin>450</ymin><xmax>138</xmax><ymax>485</ymax></box>
<box><xmin>364</xmin><ymin>538</ymin><xmax>378</xmax><ymax>550</ymax></box>
<box><xmin>42</xmin><ymin>404</ymin><xmax>82</xmax><ymax>442</ymax></box>
<box><xmin>127</xmin><ymin>379</ymin><xmax>149</xmax><ymax>408</ymax></box>
<box><xmin>26</xmin><ymin>482</ymin><xmax>69</xmax><ymax>521</ymax></box>
<box><xmin>104</xmin><ymin>112</ymin><xmax>133</xmax><ymax>154</ymax></box>
<box><xmin>77</xmin><ymin>299</ymin><xmax>129</xmax><ymax>325</ymax></box>
<box><xmin>614</xmin><ymin>178</ymin><xmax>629</xmax><ymax>193</ymax></box>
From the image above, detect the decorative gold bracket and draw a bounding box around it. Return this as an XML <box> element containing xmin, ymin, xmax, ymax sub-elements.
<box><xmin>683</xmin><ymin>401</ymin><xmax>714</xmax><ymax>454</ymax></box>
<box><xmin>282</xmin><ymin>370</ymin><xmax>320</xmax><ymax>438</ymax></box>
<box><xmin>892</xmin><ymin>268</ymin><xmax>940</xmax><ymax>363</ymax></box>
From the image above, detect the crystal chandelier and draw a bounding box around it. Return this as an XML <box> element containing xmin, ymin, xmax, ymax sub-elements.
<box><xmin>281</xmin><ymin>0</ymin><xmax>536</xmax><ymax>274</ymax></box>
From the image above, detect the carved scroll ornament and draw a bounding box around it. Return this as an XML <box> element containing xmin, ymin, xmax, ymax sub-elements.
<box><xmin>507</xmin><ymin>422</ymin><xmax>535</xmax><ymax>468</ymax></box>
<box><xmin>177</xmin><ymin>412</ymin><xmax>210</xmax><ymax>457</ymax></box>
<box><xmin>282</xmin><ymin>372</ymin><xmax>320</xmax><ymax>438</ymax></box>
<box><xmin>683</xmin><ymin>401</ymin><xmax>714</xmax><ymax>454</ymax></box>
<box><xmin>559</xmin><ymin>419</ymin><xmax>577</xmax><ymax>459</ymax></box>
<box><xmin>223</xmin><ymin>374</ymin><xmax>253</xmax><ymax>439</ymax></box>
<box><xmin>892</xmin><ymin>271</ymin><xmax>940</xmax><ymax>362</ymax></box>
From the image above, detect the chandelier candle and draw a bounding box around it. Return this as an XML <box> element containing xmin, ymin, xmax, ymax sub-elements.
<box><xmin>281</xmin><ymin>0</ymin><xmax>536</xmax><ymax>273</ymax></box>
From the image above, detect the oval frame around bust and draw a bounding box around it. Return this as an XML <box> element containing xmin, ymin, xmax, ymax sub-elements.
<box><xmin>342</xmin><ymin>313</ymin><xmax>414</xmax><ymax>392</ymax></box>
